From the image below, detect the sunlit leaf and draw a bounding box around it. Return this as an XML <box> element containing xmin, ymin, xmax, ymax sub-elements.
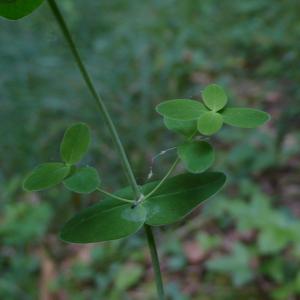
<box><xmin>156</xmin><ymin>99</ymin><xmax>207</xmax><ymax>121</ymax></box>
<box><xmin>64</xmin><ymin>166</ymin><xmax>100</xmax><ymax>194</ymax></box>
<box><xmin>144</xmin><ymin>172</ymin><xmax>226</xmax><ymax>226</ymax></box>
<box><xmin>0</xmin><ymin>0</ymin><xmax>44</xmax><ymax>20</ymax></box>
<box><xmin>178</xmin><ymin>141</ymin><xmax>214</xmax><ymax>173</ymax></box>
<box><xmin>163</xmin><ymin>117</ymin><xmax>197</xmax><ymax>136</ymax></box>
<box><xmin>60</xmin><ymin>201</ymin><xmax>146</xmax><ymax>243</ymax></box>
<box><xmin>222</xmin><ymin>107</ymin><xmax>270</xmax><ymax>128</ymax></box>
<box><xmin>23</xmin><ymin>162</ymin><xmax>70</xmax><ymax>191</ymax></box>
<box><xmin>60</xmin><ymin>123</ymin><xmax>90</xmax><ymax>164</ymax></box>
<box><xmin>202</xmin><ymin>84</ymin><xmax>227</xmax><ymax>111</ymax></box>
<box><xmin>197</xmin><ymin>111</ymin><xmax>223</xmax><ymax>135</ymax></box>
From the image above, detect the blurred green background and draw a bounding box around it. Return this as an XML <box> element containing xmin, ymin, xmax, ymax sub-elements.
<box><xmin>1</xmin><ymin>0</ymin><xmax>300</xmax><ymax>299</ymax></box>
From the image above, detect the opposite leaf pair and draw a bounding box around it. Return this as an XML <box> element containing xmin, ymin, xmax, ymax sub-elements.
<box><xmin>23</xmin><ymin>123</ymin><xmax>100</xmax><ymax>194</ymax></box>
<box><xmin>157</xmin><ymin>84</ymin><xmax>270</xmax><ymax>136</ymax></box>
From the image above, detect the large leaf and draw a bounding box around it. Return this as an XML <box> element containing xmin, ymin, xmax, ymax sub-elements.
<box><xmin>60</xmin><ymin>123</ymin><xmax>90</xmax><ymax>164</ymax></box>
<box><xmin>197</xmin><ymin>111</ymin><xmax>223</xmax><ymax>135</ymax></box>
<box><xmin>178</xmin><ymin>141</ymin><xmax>214</xmax><ymax>173</ymax></box>
<box><xmin>163</xmin><ymin>117</ymin><xmax>197</xmax><ymax>136</ymax></box>
<box><xmin>60</xmin><ymin>201</ymin><xmax>146</xmax><ymax>243</ymax></box>
<box><xmin>144</xmin><ymin>172</ymin><xmax>226</xmax><ymax>226</ymax></box>
<box><xmin>0</xmin><ymin>0</ymin><xmax>44</xmax><ymax>20</ymax></box>
<box><xmin>64</xmin><ymin>166</ymin><xmax>100</xmax><ymax>194</ymax></box>
<box><xmin>23</xmin><ymin>162</ymin><xmax>70</xmax><ymax>191</ymax></box>
<box><xmin>202</xmin><ymin>84</ymin><xmax>227</xmax><ymax>111</ymax></box>
<box><xmin>222</xmin><ymin>107</ymin><xmax>270</xmax><ymax>128</ymax></box>
<box><xmin>156</xmin><ymin>99</ymin><xmax>207</xmax><ymax>121</ymax></box>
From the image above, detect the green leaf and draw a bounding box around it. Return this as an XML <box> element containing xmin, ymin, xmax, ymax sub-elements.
<box><xmin>60</xmin><ymin>201</ymin><xmax>146</xmax><ymax>243</ymax></box>
<box><xmin>156</xmin><ymin>99</ymin><xmax>207</xmax><ymax>121</ymax></box>
<box><xmin>202</xmin><ymin>84</ymin><xmax>227</xmax><ymax>111</ymax></box>
<box><xmin>144</xmin><ymin>172</ymin><xmax>226</xmax><ymax>226</ymax></box>
<box><xmin>163</xmin><ymin>117</ymin><xmax>197</xmax><ymax>136</ymax></box>
<box><xmin>222</xmin><ymin>107</ymin><xmax>270</xmax><ymax>128</ymax></box>
<box><xmin>64</xmin><ymin>166</ymin><xmax>100</xmax><ymax>194</ymax></box>
<box><xmin>23</xmin><ymin>162</ymin><xmax>70</xmax><ymax>192</ymax></box>
<box><xmin>60</xmin><ymin>123</ymin><xmax>90</xmax><ymax>164</ymax></box>
<box><xmin>0</xmin><ymin>0</ymin><xmax>44</xmax><ymax>20</ymax></box>
<box><xmin>178</xmin><ymin>141</ymin><xmax>214</xmax><ymax>173</ymax></box>
<box><xmin>197</xmin><ymin>111</ymin><xmax>223</xmax><ymax>135</ymax></box>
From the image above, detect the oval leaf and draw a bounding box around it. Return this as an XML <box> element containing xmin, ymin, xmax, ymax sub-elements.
<box><xmin>144</xmin><ymin>172</ymin><xmax>226</xmax><ymax>226</ymax></box>
<box><xmin>178</xmin><ymin>141</ymin><xmax>214</xmax><ymax>173</ymax></box>
<box><xmin>60</xmin><ymin>123</ymin><xmax>90</xmax><ymax>164</ymax></box>
<box><xmin>23</xmin><ymin>162</ymin><xmax>70</xmax><ymax>191</ymax></box>
<box><xmin>0</xmin><ymin>0</ymin><xmax>44</xmax><ymax>20</ymax></box>
<box><xmin>222</xmin><ymin>107</ymin><xmax>270</xmax><ymax>128</ymax></box>
<box><xmin>64</xmin><ymin>166</ymin><xmax>100</xmax><ymax>194</ymax></box>
<box><xmin>197</xmin><ymin>111</ymin><xmax>223</xmax><ymax>135</ymax></box>
<box><xmin>156</xmin><ymin>99</ymin><xmax>207</xmax><ymax>121</ymax></box>
<box><xmin>60</xmin><ymin>202</ymin><xmax>146</xmax><ymax>243</ymax></box>
<box><xmin>202</xmin><ymin>84</ymin><xmax>227</xmax><ymax>111</ymax></box>
<box><xmin>164</xmin><ymin>117</ymin><xmax>197</xmax><ymax>136</ymax></box>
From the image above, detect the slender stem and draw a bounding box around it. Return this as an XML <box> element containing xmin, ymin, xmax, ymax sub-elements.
<box><xmin>144</xmin><ymin>157</ymin><xmax>180</xmax><ymax>200</ymax></box>
<box><xmin>47</xmin><ymin>0</ymin><xmax>141</xmax><ymax>198</ymax></box>
<box><xmin>96</xmin><ymin>188</ymin><xmax>133</xmax><ymax>203</ymax></box>
<box><xmin>144</xmin><ymin>224</ymin><xmax>165</xmax><ymax>300</ymax></box>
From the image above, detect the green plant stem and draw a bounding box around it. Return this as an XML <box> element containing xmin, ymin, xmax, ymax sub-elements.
<box><xmin>47</xmin><ymin>0</ymin><xmax>140</xmax><ymax>198</ymax></box>
<box><xmin>47</xmin><ymin>1</ymin><xmax>165</xmax><ymax>298</ymax></box>
<box><xmin>96</xmin><ymin>187</ymin><xmax>133</xmax><ymax>203</ymax></box>
<box><xmin>144</xmin><ymin>224</ymin><xmax>165</xmax><ymax>300</ymax></box>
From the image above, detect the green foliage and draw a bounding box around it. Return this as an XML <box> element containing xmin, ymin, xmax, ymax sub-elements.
<box><xmin>0</xmin><ymin>0</ymin><xmax>44</xmax><ymax>20</ymax></box>
<box><xmin>202</xmin><ymin>84</ymin><xmax>227</xmax><ymax>112</ymax></box>
<box><xmin>23</xmin><ymin>162</ymin><xmax>70</xmax><ymax>191</ymax></box>
<box><xmin>60</xmin><ymin>123</ymin><xmax>90</xmax><ymax>165</ymax></box>
<box><xmin>163</xmin><ymin>118</ymin><xmax>197</xmax><ymax>137</ymax></box>
<box><xmin>63</xmin><ymin>166</ymin><xmax>100</xmax><ymax>194</ymax></box>
<box><xmin>177</xmin><ymin>141</ymin><xmax>214</xmax><ymax>173</ymax></box>
<box><xmin>197</xmin><ymin>111</ymin><xmax>223</xmax><ymax>136</ymax></box>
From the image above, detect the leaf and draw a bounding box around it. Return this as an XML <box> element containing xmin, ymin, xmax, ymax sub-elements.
<box><xmin>178</xmin><ymin>141</ymin><xmax>214</xmax><ymax>173</ymax></box>
<box><xmin>23</xmin><ymin>162</ymin><xmax>70</xmax><ymax>191</ymax></box>
<box><xmin>64</xmin><ymin>166</ymin><xmax>100</xmax><ymax>194</ymax></box>
<box><xmin>60</xmin><ymin>201</ymin><xmax>146</xmax><ymax>243</ymax></box>
<box><xmin>156</xmin><ymin>99</ymin><xmax>207</xmax><ymax>121</ymax></box>
<box><xmin>60</xmin><ymin>123</ymin><xmax>90</xmax><ymax>164</ymax></box>
<box><xmin>144</xmin><ymin>172</ymin><xmax>226</xmax><ymax>226</ymax></box>
<box><xmin>202</xmin><ymin>84</ymin><xmax>228</xmax><ymax>111</ymax></box>
<box><xmin>0</xmin><ymin>0</ymin><xmax>44</xmax><ymax>20</ymax></box>
<box><xmin>163</xmin><ymin>117</ymin><xmax>197</xmax><ymax>136</ymax></box>
<box><xmin>197</xmin><ymin>111</ymin><xmax>223</xmax><ymax>135</ymax></box>
<box><xmin>222</xmin><ymin>107</ymin><xmax>270</xmax><ymax>128</ymax></box>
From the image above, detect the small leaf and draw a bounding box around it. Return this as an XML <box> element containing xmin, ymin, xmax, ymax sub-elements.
<box><xmin>202</xmin><ymin>84</ymin><xmax>227</xmax><ymax>111</ymax></box>
<box><xmin>222</xmin><ymin>107</ymin><xmax>270</xmax><ymax>128</ymax></box>
<box><xmin>0</xmin><ymin>0</ymin><xmax>44</xmax><ymax>20</ymax></box>
<box><xmin>23</xmin><ymin>162</ymin><xmax>70</xmax><ymax>191</ymax></box>
<box><xmin>144</xmin><ymin>172</ymin><xmax>226</xmax><ymax>226</ymax></box>
<box><xmin>156</xmin><ymin>99</ymin><xmax>207</xmax><ymax>121</ymax></box>
<box><xmin>178</xmin><ymin>141</ymin><xmax>214</xmax><ymax>173</ymax></box>
<box><xmin>197</xmin><ymin>111</ymin><xmax>223</xmax><ymax>135</ymax></box>
<box><xmin>164</xmin><ymin>117</ymin><xmax>197</xmax><ymax>136</ymax></box>
<box><xmin>60</xmin><ymin>123</ymin><xmax>90</xmax><ymax>164</ymax></box>
<box><xmin>64</xmin><ymin>166</ymin><xmax>100</xmax><ymax>194</ymax></box>
<box><xmin>60</xmin><ymin>202</ymin><xmax>146</xmax><ymax>243</ymax></box>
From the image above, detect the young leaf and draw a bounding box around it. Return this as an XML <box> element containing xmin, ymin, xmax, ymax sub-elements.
<box><xmin>64</xmin><ymin>166</ymin><xmax>100</xmax><ymax>194</ymax></box>
<box><xmin>222</xmin><ymin>107</ymin><xmax>270</xmax><ymax>128</ymax></box>
<box><xmin>156</xmin><ymin>99</ymin><xmax>207</xmax><ymax>121</ymax></box>
<box><xmin>0</xmin><ymin>0</ymin><xmax>44</xmax><ymax>20</ymax></box>
<box><xmin>163</xmin><ymin>117</ymin><xmax>197</xmax><ymax>136</ymax></box>
<box><xmin>178</xmin><ymin>141</ymin><xmax>214</xmax><ymax>173</ymax></box>
<box><xmin>60</xmin><ymin>123</ymin><xmax>90</xmax><ymax>164</ymax></box>
<box><xmin>144</xmin><ymin>172</ymin><xmax>226</xmax><ymax>226</ymax></box>
<box><xmin>60</xmin><ymin>202</ymin><xmax>146</xmax><ymax>243</ymax></box>
<box><xmin>202</xmin><ymin>84</ymin><xmax>227</xmax><ymax>111</ymax></box>
<box><xmin>23</xmin><ymin>162</ymin><xmax>70</xmax><ymax>191</ymax></box>
<box><xmin>197</xmin><ymin>111</ymin><xmax>223</xmax><ymax>135</ymax></box>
